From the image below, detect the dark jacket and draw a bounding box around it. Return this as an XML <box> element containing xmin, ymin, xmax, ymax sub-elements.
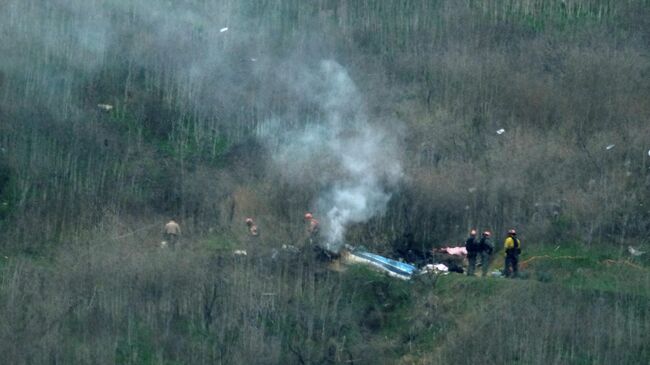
<box><xmin>465</xmin><ymin>236</ymin><xmax>479</xmax><ymax>256</ymax></box>
<box><xmin>478</xmin><ymin>237</ymin><xmax>494</xmax><ymax>254</ymax></box>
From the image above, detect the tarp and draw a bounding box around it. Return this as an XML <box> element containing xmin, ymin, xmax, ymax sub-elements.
<box><xmin>441</xmin><ymin>247</ymin><xmax>467</xmax><ymax>256</ymax></box>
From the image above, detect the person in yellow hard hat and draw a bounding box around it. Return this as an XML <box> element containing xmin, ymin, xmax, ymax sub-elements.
<box><xmin>503</xmin><ymin>229</ymin><xmax>521</xmax><ymax>278</ymax></box>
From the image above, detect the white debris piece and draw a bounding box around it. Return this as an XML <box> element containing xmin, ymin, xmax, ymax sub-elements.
<box><xmin>97</xmin><ymin>104</ymin><xmax>113</xmax><ymax>111</ymax></box>
<box><xmin>433</xmin><ymin>264</ymin><xmax>449</xmax><ymax>272</ymax></box>
<box><xmin>468</xmin><ymin>187</ymin><xmax>477</xmax><ymax>193</ymax></box>
<box><xmin>234</xmin><ymin>249</ymin><xmax>248</xmax><ymax>256</ymax></box>
<box><xmin>490</xmin><ymin>270</ymin><xmax>503</xmax><ymax>277</ymax></box>
<box><xmin>220</xmin><ymin>27</ymin><xmax>228</xmax><ymax>33</ymax></box>
<box><xmin>628</xmin><ymin>246</ymin><xmax>645</xmax><ymax>256</ymax></box>
<box><xmin>496</xmin><ymin>129</ymin><xmax>505</xmax><ymax>135</ymax></box>
<box><xmin>160</xmin><ymin>241</ymin><xmax>168</xmax><ymax>248</ymax></box>
<box><xmin>647</xmin><ymin>149</ymin><xmax>650</xmax><ymax>157</ymax></box>
<box><xmin>250</xmin><ymin>58</ymin><xmax>257</xmax><ymax>62</ymax></box>
<box><xmin>281</xmin><ymin>244</ymin><xmax>299</xmax><ymax>253</ymax></box>
<box><xmin>420</xmin><ymin>264</ymin><xmax>449</xmax><ymax>275</ymax></box>
<box><xmin>606</xmin><ymin>144</ymin><xmax>615</xmax><ymax>150</ymax></box>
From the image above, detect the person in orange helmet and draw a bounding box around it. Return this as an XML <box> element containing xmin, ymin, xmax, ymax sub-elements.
<box><xmin>245</xmin><ymin>217</ymin><xmax>259</xmax><ymax>237</ymax></box>
<box><xmin>304</xmin><ymin>212</ymin><xmax>320</xmax><ymax>246</ymax></box>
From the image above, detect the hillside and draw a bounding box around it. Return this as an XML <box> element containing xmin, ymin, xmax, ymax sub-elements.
<box><xmin>1</xmin><ymin>0</ymin><xmax>649</xmax><ymax>364</ymax></box>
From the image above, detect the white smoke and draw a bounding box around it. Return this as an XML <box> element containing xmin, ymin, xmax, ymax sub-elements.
<box><xmin>263</xmin><ymin>60</ymin><xmax>403</xmax><ymax>252</ymax></box>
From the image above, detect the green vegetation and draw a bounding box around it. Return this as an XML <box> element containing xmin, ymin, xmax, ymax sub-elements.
<box><xmin>1</xmin><ymin>0</ymin><xmax>649</xmax><ymax>363</ymax></box>
<box><xmin>1</xmin><ymin>239</ymin><xmax>647</xmax><ymax>364</ymax></box>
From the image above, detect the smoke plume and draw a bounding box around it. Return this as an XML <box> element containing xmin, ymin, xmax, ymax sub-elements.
<box><xmin>263</xmin><ymin>61</ymin><xmax>403</xmax><ymax>252</ymax></box>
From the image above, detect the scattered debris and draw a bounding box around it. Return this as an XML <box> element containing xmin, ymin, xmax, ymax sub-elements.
<box><xmin>606</xmin><ymin>144</ymin><xmax>615</xmax><ymax>150</ymax></box>
<box><xmin>420</xmin><ymin>264</ymin><xmax>449</xmax><ymax>275</ymax></box>
<box><xmin>234</xmin><ymin>250</ymin><xmax>248</xmax><ymax>256</ymax></box>
<box><xmin>281</xmin><ymin>244</ymin><xmax>300</xmax><ymax>253</ymax></box>
<box><xmin>220</xmin><ymin>27</ymin><xmax>228</xmax><ymax>33</ymax></box>
<box><xmin>97</xmin><ymin>103</ymin><xmax>113</xmax><ymax>111</ymax></box>
<box><xmin>343</xmin><ymin>248</ymin><xmax>417</xmax><ymax>280</ymax></box>
<box><xmin>490</xmin><ymin>270</ymin><xmax>503</xmax><ymax>277</ymax></box>
<box><xmin>271</xmin><ymin>244</ymin><xmax>301</xmax><ymax>260</ymax></box>
<box><xmin>628</xmin><ymin>246</ymin><xmax>645</xmax><ymax>257</ymax></box>
<box><xmin>496</xmin><ymin>128</ymin><xmax>505</xmax><ymax>135</ymax></box>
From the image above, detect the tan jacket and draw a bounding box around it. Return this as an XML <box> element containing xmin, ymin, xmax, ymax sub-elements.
<box><xmin>164</xmin><ymin>221</ymin><xmax>181</xmax><ymax>235</ymax></box>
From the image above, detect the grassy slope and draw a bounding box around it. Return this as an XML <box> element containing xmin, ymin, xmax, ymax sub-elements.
<box><xmin>386</xmin><ymin>242</ymin><xmax>650</xmax><ymax>364</ymax></box>
<box><xmin>187</xmin><ymin>235</ymin><xmax>650</xmax><ymax>364</ymax></box>
<box><xmin>1</xmin><ymin>234</ymin><xmax>647</xmax><ymax>364</ymax></box>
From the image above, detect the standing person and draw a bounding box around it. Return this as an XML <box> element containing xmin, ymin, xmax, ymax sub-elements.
<box><xmin>304</xmin><ymin>212</ymin><xmax>320</xmax><ymax>246</ymax></box>
<box><xmin>163</xmin><ymin>219</ymin><xmax>181</xmax><ymax>248</ymax></box>
<box><xmin>465</xmin><ymin>229</ymin><xmax>479</xmax><ymax>276</ymax></box>
<box><xmin>478</xmin><ymin>231</ymin><xmax>494</xmax><ymax>277</ymax></box>
<box><xmin>503</xmin><ymin>229</ymin><xmax>521</xmax><ymax>278</ymax></box>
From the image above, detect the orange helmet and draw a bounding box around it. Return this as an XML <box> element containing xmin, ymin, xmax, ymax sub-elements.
<box><xmin>483</xmin><ymin>231</ymin><xmax>491</xmax><ymax>237</ymax></box>
<box><xmin>508</xmin><ymin>229</ymin><xmax>517</xmax><ymax>235</ymax></box>
<box><xmin>245</xmin><ymin>217</ymin><xmax>254</xmax><ymax>226</ymax></box>
<box><xmin>304</xmin><ymin>212</ymin><xmax>313</xmax><ymax>220</ymax></box>
<box><xmin>470</xmin><ymin>229</ymin><xmax>477</xmax><ymax>236</ymax></box>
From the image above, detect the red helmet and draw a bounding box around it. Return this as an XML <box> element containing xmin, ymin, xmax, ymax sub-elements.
<box><xmin>304</xmin><ymin>212</ymin><xmax>313</xmax><ymax>220</ymax></box>
<box><xmin>245</xmin><ymin>217</ymin><xmax>254</xmax><ymax>225</ymax></box>
<box><xmin>470</xmin><ymin>229</ymin><xmax>477</xmax><ymax>236</ymax></box>
<box><xmin>508</xmin><ymin>229</ymin><xmax>517</xmax><ymax>235</ymax></box>
<box><xmin>483</xmin><ymin>231</ymin><xmax>491</xmax><ymax>237</ymax></box>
